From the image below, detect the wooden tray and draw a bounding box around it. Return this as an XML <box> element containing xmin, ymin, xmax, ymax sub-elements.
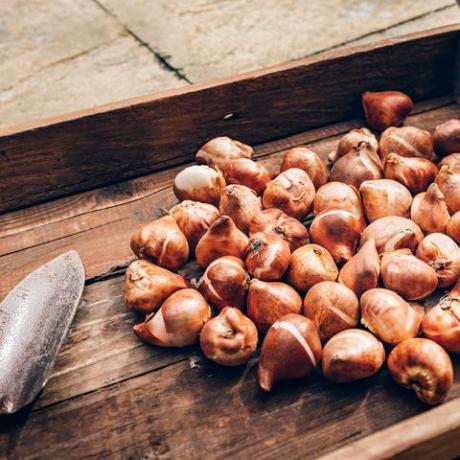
<box><xmin>1</xmin><ymin>24</ymin><xmax>460</xmax><ymax>460</ymax></box>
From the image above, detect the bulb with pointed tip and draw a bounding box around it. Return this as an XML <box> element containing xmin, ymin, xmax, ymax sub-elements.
<box><xmin>223</xmin><ymin>158</ymin><xmax>270</xmax><ymax>195</ymax></box>
<box><xmin>433</xmin><ymin>119</ymin><xmax>460</xmax><ymax>157</ymax></box>
<box><xmin>447</xmin><ymin>211</ymin><xmax>460</xmax><ymax>243</ymax></box>
<box><xmin>435</xmin><ymin>165</ymin><xmax>460</xmax><ymax>214</ymax></box>
<box><xmin>329</xmin><ymin>128</ymin><xmax>379</xmax><ymax>163</ymax></box>
<box><xmin>380</xmin><ymin>126</ymin><xmax>435</xmax><ymax>161</ymax></box>
<box><xmin>439</xmin><ymin>153</ymin><xmax>460</xmax><ymax>171</ymax></box>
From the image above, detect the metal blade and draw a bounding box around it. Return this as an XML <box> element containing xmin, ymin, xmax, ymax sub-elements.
<box><xmin>0</xmin><ymin>250</ymin><xmax>85</xmax><ymax>414</ymax></box>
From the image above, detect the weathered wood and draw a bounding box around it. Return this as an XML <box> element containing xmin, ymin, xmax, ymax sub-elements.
<box><xmin>0</xmin><ymin>26</ymin><xmax>459</xmax><ymax>212</ymax></box>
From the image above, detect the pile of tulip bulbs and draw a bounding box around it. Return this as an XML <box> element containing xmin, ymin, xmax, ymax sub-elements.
<box><xmin>125</xmin><ymin>90</ymin><xmax>460</xmax><ymax>406</ymax></box>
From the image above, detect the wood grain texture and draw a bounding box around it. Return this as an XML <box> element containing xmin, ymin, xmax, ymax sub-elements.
<box><xmin>0</xmin><ymin>26</ymin><xmax>459</xmax><ymax>212</ymax></box>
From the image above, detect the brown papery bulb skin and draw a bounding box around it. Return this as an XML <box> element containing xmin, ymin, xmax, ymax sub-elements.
<box><xmin>360</xmin><ymin>216</ymin><xmax>423</xmax><ymax>254</ymax></box>
<box><xmin>224</xmin><ymin>158</ymin><xmax>270</xmax><ymax>195</ymax></box>
<box><xmin>379</xmin><ymin>126</ymin><xmax>435</xmax><ymax>161</ymax></box>
<box><xmin>411</xmin><ymin>183</ymin><xmax>450</xmax><ymax>235</ymax></box>
<box><xmin>360</xmin><ymin>288</ymin><xmax>423</xmax><ymax>345</ymax></box>
<box><xmin>360</xmin><ymin>179</ymin><xmax>412</xmax><ymax>223</ymax></box>
<box><xmin>195</xmin><ymin>136</ymin><xmax>253</xmax><ymax>171</ymax></box>
<box><xmin>197</xmin><ymin>256</ymin><xmax>250</xmax><ymax>310</ymax></box>
<box><xmin>258</xmin><ymin>314</ymin><xmax>322</xmax><ymax>392</ymax></box>
<box><xmin>124</xmin><ymin>259</ymin><xmax>190</xmax><ymax>314</ymax></box>
<box><xmin>381</xmin><ymin>249</ymin><xmax>438</xmax><ymax>301</ymax></box>
<box><xmin>195</xmin><ymin>216</ymin><xmax>249</xmax><ymax>268</ymax></box>
<box><xmin>133</xmin><ymin>288</ymin><xmax>211</xmax><ymax>347</ymax></box>
<box><xmin>287</xmin><ymin>244</ymin><xmax>338</xmax><ymax>293</ymax></box>
<box><xmin>199</xmin><ymin>307</ymin><xmax>258</xmax><ymax>366</ymax></box>
<box><xmin>173</xmin><ymin>165</ymin><xmax>226</xmax><ymax>205</ymax></box>
<box><xmin>330</xmin><ymin>128</ymin><xmax>379</xmax><ymax>163</ymax></box>
<box><xmin>169</xmin><ymin>200</ymin><xmax>220</xmax><ymax>250</ymax></box>
<box><xmin>433</xmin><ymin>119</ymin><xmax>460</xmax><ymax>157</ymax></box>
<box><xmin>245</xmin><ymin>231</ymin><xmax>291</xmax><ymax>281</ymax></box>
<box><xmin>130</xmin><ymin>216</ymin><xmax>189</xmax><ymax>271</ymax></box>
<box><xmin>262</xmin><ymin>168</ymin><xmax>315</xmax><ymax>220</ymax></box>
<box><xmin>280</xmin><ymin>147</ymin><xmax>328</xmax><ymax>189</ymax></box>
<box><xmin>439</xmin><ymin>153</ymin><xmax>460</xmax><ymax>171</ymax></box>
<box><xmin>310</xmin><ymin>208</ymin><xmax>362</xmax><ymax>264</ymax></box>
<box><xmin>416</xmin><ymin>233</ymin><xmax>460</xmax><ymax>288</ymax></box>
<box><xmin>303</xmin><ymin>281</ymin><xmax>359</xmax><ymax>343</ymax></box>
<box><xmin>249</xmin><ymin>208</ymin><xmax>309</xmax><ymax>251</ymax></box>
<box><xmin>362</xmin><ymin>90</ymin><xmax>413</xmax><ymax>132</ymax></box>
<box><xmin>447</xmin><ymin>211</ymin><xmax>460</xmax><ymax>243</ymax></box>
<box><xmin>435</xmin><ymin>165</ymin><xmax>460</xmax><ymax>214</ymax></box>
<box><xmin>388</xmin><ymin>338</ymin><xmax>454</xmax><ymax>405</ymax></box>
<box><xmin>384</xmin><ymin>153</ymin><xmax>438</xmax><ymax>194</ymax></box>
<box><xmin>338</xmin><ymin>238</ymin><xmax>380</xmax><ymax>298</ymax></box>
<box><xmin>247</xmin><ymin>279</ymin><xmax>302</xmax><ymax>333</ymax></box>
<box><xmin>322</xmin><ymin>329</ymin><xmax>385</xmax><ymax>383</ymax></box>
<box><xmin>219</xmin><ymin>184</ymin><xmax>262</xmax><ymax>234</ymax></box>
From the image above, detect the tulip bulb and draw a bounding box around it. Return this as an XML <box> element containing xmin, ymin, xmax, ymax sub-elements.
<box><xmin>199</xmin><ymin>307</ymin><xmax>258</xmax><ymax>366</ymax></box>
<box><xmin>133</xmin><ymin>288</ymin><xmax>211</xmax><ymax>347</ymax></box>
<box><xmin>247</xmin><ymin>279</ymin><xmax>302</xmax><ymax>333</ymax></box>
<box><xmin>360</xmin><ymin>179</ymin><xmax>412</xmax><ymax>222</ymax></box>
<box><xmin>174</xmin><ymin>165</ymin><xmax>225</xmax><ymax>205</ymax></box>
<box><xmin>338</xmin><ymin>238</ymin><xmax>380</xmax><ymax>297</ymax></box>
<box><xmin>169</xmin><ymin>200</ymin><xmax>220</xmax><ymax>250</ymax></box>
<box><xmin>362</xmin><ymin>90</ymin><xmax>413</xmax><ymax>131</ymax></box>
<box><xmin>388</xmin><ymin>338</ymin><xmax>454</xmax><ymax>405</ymax></box>
<box><xmin>303</xmin><ymin>281</ymin><xmax>359</xmax><ymax>343</ymax></box>
<box><xmin>280</xmin><ymin>147</ymin><xmax>328</xmax><ymax>189</ymax></box>
<box><xmin>195</xmin><ymin>216</ymin><xmax>249</xmax><ymax>268</ymax></box>
<box><xmin>197</xmin><ymin>256</ymin><xmax>250</xmax><ymax>310</ymax></box>
<box><xmin>411</xmin><ymin>184</ymin><xmax>450</xmax><ymax>234</ymax></box>
<box><xmin>360</xmin><ymin>288</ymin><xmax>423</xmax><ymax>344</ymax></box>
<box><xmin>130</xmin><ymin>216</ymin><xmax>189</xmax><ymax>270</ymax></box>
<box><xmin>384</xmin><ymin>153</ymin><xmax>438</xmax><ymax>194</ymax></box>
<box><xmin>258</xmin><ymin>314</ymin><xmax>322</xmax><ymax>391</ymax></box>
<box><xmin>287</xmin><ymin>244</ymin><xmax>338</xmax><ymax>293</ymax></box>
<box><xmin>262</xmin><ymin>168</ymin><xmax>315</xmax><ymax>219</ymax></box>
<box><xmin>439</xmin><ymin>153</ymin><xmax>460</xmax><ymax>171</ymax></box>
<box><xmin>223</xmin><ymin>158</ymin><xmax>270</xmax><ymax>194</ymax></box>
<box><xmin>415</xmin><ymin>233</ymin><xmax>460</xmax><ymax>288</ymax></box>
<box><xmin>322</xmin><ymin>329</ymin><xmax>385</xmax><ymax>382</ymax></box>
<box><xmin>435</xmin><ymin>165</ymin><xmax>460</xmax><ymax>214</ymax></box>
<box><xmin>219</xmin><ymin>184</ymin><xmax>262</xmax><ymax>234</ymax></box>
<box><xmin>330</xmin><ymin>128</ymin><xmax>379</xmax><ymax>163</ymax></box>
<box><xmin>447</xmin><ymin>211</ymin><xmax>460</xmax><ymax>243</ymax></box>
<box><xmin>249</xmin><ymin>208</ymin><xmax>309</xmax><ymax>251</ymax></box>
<box><xmin>433</xmin><ymin>119</ymin><xmax>460</xmax><ymax>157</ymax></box>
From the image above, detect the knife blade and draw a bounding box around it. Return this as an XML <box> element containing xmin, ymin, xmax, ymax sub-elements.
<box><xmin>0</xmin><ymin>250</ymin><xmax>85</xmax><ymax>414</ymax></box>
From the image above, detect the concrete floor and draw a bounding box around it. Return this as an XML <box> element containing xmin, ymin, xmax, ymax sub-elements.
<box><xmin>1</xmin><ymin>0</ymin><xmax>459</xmax><ymax>129</ymax></box>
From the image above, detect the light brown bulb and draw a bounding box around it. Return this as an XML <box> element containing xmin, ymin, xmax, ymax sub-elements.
<box><xmin>360</xmin><ymin>288</ymin><xmax>423</xmax><ymax>345</ymax></box>
<box><xmin>433</xmin><ymin>119</ymin><xmax>460</xmax><ymax>157</ymax></box>
<box><xmin>247</xmin><ymin>279</ymin><xmax>302</xmax><ymax>333</ymax></box>
<box><xmin>195</xmin><ymin>136</ymin><xmax>253</xmax><ymax>171</ymax></box>
<box><xmin>287</xmin><ymin>244</ymin><xmax>338</xmax><ymax>293</ymax></box>
<box><xmin>415</xmin><ymin>233</ymin><xmax>460</xmax><ymax>288</ymax></box>
<box><xmin>360</xmin><ymin>216</ymin><xmax>423</xmax><ymax>254</ymax></box>
<box><xmin>262</xmin><ymin>168</ymin><xmax>315</xmax><ymax>219</ymax></box>
<box><xmin>388</xmin><ymin>338</ymin><xmax>454</xmax><ymax>405</ymax></box>
<box><xmin>338</xmin><ymin>238</ymin><xmax>380</xmax><ymax>297</ymax></box>
<box><xmin>197</xmin><ymin>256</ymin><xmax>250</xmax><ymax>310</ymax></box>
<box><xmin>322</xmin><ymin>329</ymin><xmax>385</xmax><ymax>382</ymax></box>
<box><xmin>384</xmin><ymin>153</ymin><xmax>438</xmax><ymax>194</ymax></box>
<box><xmin>195</xmin><ymin>216</ymin><xmax>249</xmax><ymax>268</ymax></box>
<box><xmin>133</xmin><ymin>288</ymin><xmax>211</xmax><ymax>347</ymax></box>
<box><xmin>329</xmin><ymin>128</ymin><xmax>379</xmax><ymax>163</ymax></box>
<box><xmin>439</xmin><ymin>153</ymin><xmax>460</xmax><ymax>171</ymax></box>
<box><xmin>130</xmin><ymin>215</ymin><xmax>189</xmax><ymax>271</ymax></box>
<box><xmin>380</xmin><ymin>126</ymin><xmax>435</xmax><ymax>161</ymax></box>
<box><xmin>200</xmin><ymin>307</ymin><xmax>258</xmax><ymax>366</ymax></box>
<box><xmin>362</xmin><ymin>90</ymin><xmax>413</xmax><ymax>132</ymax></box>
<box><xmin>303</xmin><ymin>281</ymin><xmax>359</xmax><ymax>343</ymax></box>
<box><xmin>245</xmin><ymin>231</ymin><xmax>290</xmax><ymax>281</ymax></box>
<box><xmin>249</xmin><ymin>208</ymin><xmax>309</xmax><ymax>251</ymax></box>
<box><xmin>381</xmin><ymin>249</ymin><xmax>438</xmax><ymax>301</ymax></box>
<box><xmin>435</xmin><ymin>165</ymin><xmax>460</xmax><ymax>214</ymax></box>
<box><xmin>360</xmin><ymin>179</ymin><xmax>412</xmax><ymax>222</ymax></box>
<box><xmin>219</xmin><ymin>184</ymin><xmax>262</xmax><ymax>234</ymax></box>
<box><xmin>280</xmin><ymin>147</ymin><xmax>328</xmax><ymax>189</ymax></box>
<box><xmin>169</xmin><ymin>200</ymin><xmax>220</xmax><ymax>250</ymax></box>
<box><xmin>411</xmin><ymin>183</ymin><xmax>450</xmax><ymax>235</ymax></box>
<box><xmin>310</xmin><ymin>208</ymin><xmax>362</xmax><ymax>264</ymax></box>
<box><xmin>447</xmin><ymin>211</ymin><xmax>460</xmax><ymax>243</ymax></box>
<box><xmin>258</xmin><ymin>314</ymin><xmax>322</xmax><ymax>391</ymax></box>
<box><xmin>223</xmin><ymin>158</ymin><xmax>270</xmax><ymax>194</ymax></box>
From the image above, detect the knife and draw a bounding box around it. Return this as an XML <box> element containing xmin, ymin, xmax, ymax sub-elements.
<box><xmin>0</xmin><ymin>250</ymin><xmax>85</xmax><ymax>414</ymax></box>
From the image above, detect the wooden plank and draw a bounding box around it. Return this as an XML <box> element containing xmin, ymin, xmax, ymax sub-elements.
<box><xmin>0</xmin><ymin>26</ymin><xmax>459</xmax><ymax>212</ymax></box>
